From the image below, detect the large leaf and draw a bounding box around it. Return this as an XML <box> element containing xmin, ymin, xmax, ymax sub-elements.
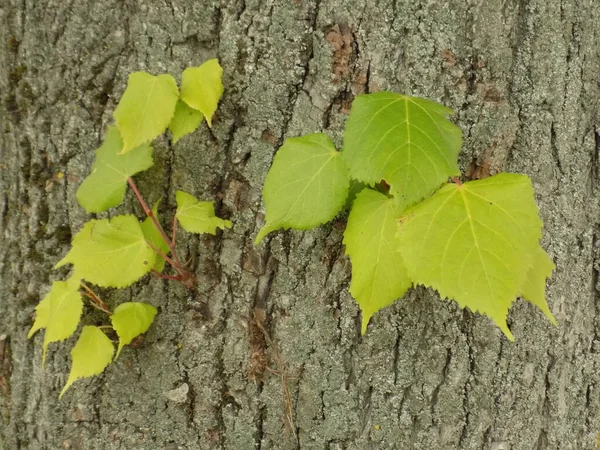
<box><xmin>168</xmin><ymin>100</ymin><xmax>204</xmax><ymax>144</ymax></box>
<box><xmin>110</xmin><ymin>302</ymin><xmax>158</xmax><ymax>358</ymax></box>
<box><xmin>255</xmin><ymin>133</ymin><xmax>350</xmax><ymax>244</ymax></box>
<box><xmin>60</xmin><ymin>326</ymin><xmax>114</xmax><ymax>399</ymax></box>
<box><xmin>521</xmin><ymin>246</ymin><xmax>556</xmax><ymax>325</ymax></box>
<box><xmin>175</xmin><ymin>191</ymin><xmax>232</xmax><ymax>235</ymax></box>
<box><xmin>55</xmin><ymin>215</ymin><xmax>156</xmax><ymax>288</ymax></box>
<box><xmin>113</xmin><ymin>72</ymin><xmax>179</xmax><ymax>153</ymax></box>
<box><xmin>180</xmin><ymin>59</ymin><xmax>223</xmax><ymax>128</ymax></box>
<box><xmin>343</xmin><ymin>92</ymin><xmax>462</xmax><ymax>211</ymax></box>
<box><xmin>343</xmin><ymin>188</ymin><xmax>411</xmax><ymax>334</ymax></box>
<box><xmin>140</xmin><ymin>201</ymin><xmax>170</xmax><ymax>273</ymax></box>
<box><xmin>397</xmin><ymin>173</ymin><xmax>543</xmax><ymax>340</ymax></box>
<box><xmin>76</xmin><ymin>126</ymin><xmax>154</xmax><ymax>213</ymax></box>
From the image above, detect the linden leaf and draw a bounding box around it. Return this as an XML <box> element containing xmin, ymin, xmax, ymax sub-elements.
<box><xmin>175</xmin><ymin>191</ymin><xmax>232</xmax><ymax>235</ymax></box>
<box><xmin>28</xmin><ymin>289</ymin><xmax>52</xmax><ymax>339</ymax></box>
<box><xmin>140</xmin><ymin>201</ymin><xmax>170</xmax><ymax>273</ymax></box>
<box><xmin>343</xmin><ymin>92</ymin><xmax>462</xmax><ymax>211</ymax></box>
<box><xmin>113</xmin><ymin>72</ymin><xmax>179</xmax><ymax>153</ymax></box>
<box><xmin>76</xmin><ymin>126</ymin><xmax>154</xmax><ymax>213</ymax></box>
<box><xmin>255</xmin><ymin>133</ymin><xmax>350</xmax><ymax>244</ymax></box>
<box><xmin>55</xmin><ymin>215</ymin><xmax>156</xmax><ymax>288</ymax></box>
<box><xmin>168</xmin><ymin>100</ymin><xmax>204</xmax><ymax>144</ymax></box>
<box><xmin>60</xmin><ymin>326</ymin><xmax>114</xmax><ymax>399</ymax></box>
<box><xmin>343</xmin><ymin>188</ymin><xmax>411</xmax><ymax>334</ymax></box>
<box><xmin>40</xmin><ymin>280</ymin><xmax>83</xmax><ymax>365</ymax></box>
<box><xmin>397</xmin><ymin>173</ymin><xmax>543</xmax><ymax>340</ymax></box>
<box><xmin>110</xmin><ymin>302</ymin><xmax>158</xmax><ymax>358</ymax></box>
<box><xmin>180</xmin><ymin>59</ymin><xmax>223</xmax><ymax>128</ymax></box>
<box><xmin>521</xmin><ymin>246</ymin><xmax>556</xmax><ymax>325</ymax></box>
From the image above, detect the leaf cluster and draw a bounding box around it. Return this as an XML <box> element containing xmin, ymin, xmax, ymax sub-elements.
<box><xmin>256</xmin><ymin>92</ymin><xmax>555</xmax><ymax>339</ymax></box>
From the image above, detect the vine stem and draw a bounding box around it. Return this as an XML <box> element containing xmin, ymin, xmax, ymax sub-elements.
<box><xmin>452</xmin><ymin>176</ymin><xmax>463</xmax><ymax>186</ymax></box>
<box><xmin>80</xmin><ymin>283</ymin><xmax>112</xmax><ymax>315</ymax></box>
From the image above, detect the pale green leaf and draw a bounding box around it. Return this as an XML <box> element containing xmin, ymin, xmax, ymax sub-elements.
<box><xmin>180</xmin><ymin>59</ymin><xmax>223</xmax><ymax>128</ymax></box>
<box><xmin>521</xmin><ymin>246</ymin><xmax>556</xmax><ymax>325</ymax></box>
<box><xmin>110</xmin><ymin>302</ymin><xmax>158</xmax><ymax>358</ymax></box>
<box><xmin>175</xmin><ymin>191</ymin><xmax>232</xmax><ymax>235</ymax></box>
<box><xmin>28</xmin><ymin>289</ymin><xmax>51</xmax><ymax>339</ymax></box>
<box><xmin>397</xmin><ymin>173</ymin><xmax>543</xmax><ymax>340</ymax></box>
<box><xmin>168</xmin><ymin>100</ymin><xmax>204</xmax><ymax>144</ymax></box>
<box><xmin>40</xmin><ymin>281</ymin><xmax>83</xmax><ymax>365</ymax></box>
<box><xmin>60</xmin><ymin>326</ymin><xmax>114</xmax><ymax>399</ymax></box>
<box><xmin>140</xmin><ymin>201</ymin><xmax>170</xmax><ymax>273</ymax></box>
<box><xmin>76</xmin><ymin>126</ymin><xmax>153</xmax><ymax>213</ymax></box>
<box><xmin>255</xmin><ymin>133</ymin><xmax>350</xmax><ymax>244</ymax></box>
<box><xmin>113</xmin><ymin>72</ymin><xmax>179</xmax><ymax>153</ymax></box>
<box><xmin>343</xmin><ymin>92</ymin><xmax>462</xmax><ymax>211</ymax></box>
<box><xmin>55</xmin><ymin>215</ymin><xmax>156</xmax><ymax>288</ymax></box>
<box><xmin>343</xmin><ymin>188</ymin><xmax>411</xmax><ymax>334</ymax></box>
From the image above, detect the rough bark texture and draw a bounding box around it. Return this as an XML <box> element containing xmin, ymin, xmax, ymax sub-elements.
<box><xmin>1</xmin><ymin>0</ymin><xmax>599</xmax><ymax>449</ymax></box>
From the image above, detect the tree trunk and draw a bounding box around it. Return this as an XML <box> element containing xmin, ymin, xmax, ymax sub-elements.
<box><xmin>1</xmin><ymin>0</ymin><xmax>599</xmax><ymax>449</ymax></box>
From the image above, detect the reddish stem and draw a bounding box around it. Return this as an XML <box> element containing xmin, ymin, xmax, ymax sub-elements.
<box><xmin>80</xmin><ymin>283</ymin><xmax>112</xmax><ymax>315</ymax></box>
<box><xmin>145</xmin><ymin>240</ymin><xmax>180</xmax><ymax>271</ymax></box>
<box><xmin>151</xmin><ymin>269</ymin><xmax>183</xmax><ymax>281</ymax></box>
<box><xmin>452</xmin><ymin>176</ymin><xmax>462</xmax><ymax>186</ymax></box>
<box><xmin>171</xmin><ymin>214</ymin><xmax>178</xmax><ymax>247</ymax></box>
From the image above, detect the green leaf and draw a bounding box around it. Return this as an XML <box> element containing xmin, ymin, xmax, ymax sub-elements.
<box><xmin>343</xmin><ymin>188</ymin><xmax>411</xmax><ymax>334</ymax></box>
<box><xmin>521</xmin><ymin>246</ymin><xmax>556</xmax><ymax>325</ymax></box>
<box><xmin>140</xmin><ymin>201</ymin><xmax>170</xmax><ymax>273</ymax></box>
<box><xmin>40</xmin><ymin>280</ymin><xmax>83</xmax><ymax>365</ymax></box>
<box><xmin>60</xmin><ymin>326</ymin><xmax>114</xmax><ymax>399</ymax></box>
<box><xmin>180</xmin><ymin>59</ymin><xmax>223</xmax><ymax>128</ymax></box>
<box><xmin>342</xmin><ymin>92</ymin><xmax>462</xmax><ymax>211</ymax></box>
<box><xmin>28</xmin><ymin>289</ymin><xmax>52</xmax><ymax>339</ymax></box>
<box><xmin>76</xmin><ymin>126</ymin><xmax>154</xmax><ymax>213</ymax></box>
<box><xmin>110</xmin><ymin>302</ymin><xmax>158</xmax><ymax>358</ymax></box>
<box><xmin>175</xmin><ymin>191</ymin><xmax>232</xmax><ymax>235</ymax></box>
<box><xmin>255</xmin><ymin>133</ymin><xmax>350</xmax><ymax>244</ymax></box>
<box><xmin>113</xmin><ymin>72</ymin><xmax>179</xmax><ymax>153</ymax></box>
<box><xmin>55</xmin><ymin>215</ymin><xmax>156</xmax><ymax>288</ymax></box>
<box><xmin>168</xmin><ymin>100</ymin><xmax>204</xmax><ymax>144</ymax></box>
<box><xmin>397</xmin><ymin>174</ymin><xmax>543</xmax><ymax>340</ymax></box>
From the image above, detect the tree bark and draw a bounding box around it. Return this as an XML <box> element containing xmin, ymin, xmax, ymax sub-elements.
<box><xmin>1</xmin><ymin>0</ymin><xmax>599</xmax><ymax>449</ymax></box>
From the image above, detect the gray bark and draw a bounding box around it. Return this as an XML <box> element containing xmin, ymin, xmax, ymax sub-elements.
<box><xmin>1</xmin><ymin>0</ymin><xmax>599</xmax><ymax>449</ymax></box>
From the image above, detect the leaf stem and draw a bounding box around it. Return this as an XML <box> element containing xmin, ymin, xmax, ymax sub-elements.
<box><xmin>145</xmin><ymin>240</ymin><xmax>180</xmax><ymax>271</ymax></box>
<box><xmin>452</xmin><ymin>176</ymin><xmax>462</xmax><ymax>186</ymax></box>
<box><xmin>80</xmin><ymin>283</ymin><xmax>112</xmax><ymax>315</ymax></box>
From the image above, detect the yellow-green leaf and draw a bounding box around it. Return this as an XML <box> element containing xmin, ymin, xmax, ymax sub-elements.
<box><xmin>110</xmin><ymin>302</ymin><xmax>158</xmax><ymax>358</ymax></box>
<box><xmin>60</xmin><ymin>326</ymin><xmax>114</xmax><ymax>399</ymax></box>
<box><xmin>76</xmin><ymin>126</ymin><xmax>154</xmax><ymax>213</ymax></box>
<box><xmin>343</xmin><ymin>188</ymin><xmax>411</xmax><ymax>334</ymax></box>
<box><xmin>180</xmin><ymin>59</ymin><xmax>223</xmax><ymax>128</ymax></box>
<box><xmin>113</xmin><ymin>72</ymin><xmax>179</xmax><ymax>153</ymax></box>
<box><xmin>28</xmin><ymin>289</ymin><xmax>51</xmax><ymax>339</ymax></box>
<box><xmin>140</xmin><ymin>201</ymin><xmax>170</xmax><ymax>273</ymax></box>
<box><xmin>168</xmin><ymin>100</ymin><xmax>204</xmax><ymax>144</ymax></box>
<box><xmin>175</xmin><ymin>191</ymin><xmax>232</xmax><ymax>235</ymax></box>
<box><xmin>521</xmin><ymin>246</ymin><xmax>556</xmax><ymax>325</ymax></box>
<box><xmin>55</xmin><ymin>215</ymin><xmax>156</xmax><ymax>288</ymax></box>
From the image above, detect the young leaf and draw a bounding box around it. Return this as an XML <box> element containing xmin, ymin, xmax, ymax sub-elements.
<box><xmin>55</xmin><ymin>215</ymin><xmax>156</xmax><ymax>288</ymax></box>
<box><xmin>397</xmin><ymin>173</ymin><xmax>543</xmax><ymax>340</ymax></box>
<box><xmin>28</xmin><ymin>288</ymin><xmax>52</xmax><ymax>339</ymax></box>
<box><xmin>175</xmin><ymin>191</ymin><xmax>232</xmax><ymax>235</ymax></box>
<box><xmin>140</xmin><ymin>201</ymin><xmax>170</xmax><ymax>273</ymax></box>
<box><xmin>40</xmin><ymin>280</ymin><xmax>83</xmax><ymax>364</ymax></box>
<box><xmin>342</xmin><ymin>92</ymin><xmax>462</xmax><ymax>211</ymax></box>
<box><xmin>113</xmin><ymin>72</ymin><xmax>179</xmax><ymax>153</ymax></box>
<box><xmin>168</xmin><ymin>100</ymin><xmax>204</xmax><ymax>144</ymax></box>
<box><xmin>343</xmin><ymin>188</ymin><xmax>411</xmax><ymax>334</ymax></box>
<box><xmin>60</xmin><ymin>326</ymin><xmax>114</xmax><ymax>399</ymax></box>
<box><xmin>76</xmin><ymin>126</ymin><xmax>154</xmax><ymax>213</ymax></box>
<box><xmin>180</xmin><ymin>59</ymin><xmax>223</xmax><ymax>128</ymax></box>
<box><xmin>255</xmin><ymin>133</ymin><xmax>350</xmax><ymax>244</ymax></box>
<box><xmin>521</xmin><ymin>246</ymin><xmax>556</xmax><ymax>325</ymax></box>
<box><xmin>110</xmin><ymin>302</ymin><xmax>158</xmax><ymax>358</ymax></box>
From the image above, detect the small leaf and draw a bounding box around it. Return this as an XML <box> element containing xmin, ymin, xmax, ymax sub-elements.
<box><xmin>60</xmin><ymin>326</ymin><xmax>114</xmax><ymax>399</ymax></box>
<box><xmin>175</xmin><ymin>191</ymin><xmax>232</xmax><ymax>235</ymax></box>
<box><xmin>397</xmin><ymin>173</ymin><xmax>543</xmax><ymax>340</ymax></box>
<box><xmin>28</xmin><ymin>290</ymin><xmax>51</xmax><ymax>339</ymax></box>
<box><xmin>180</xmin><ymin>59</ymin><xmax>223</xmax><ymax>127</ymax></box>
<box><xmin>40</xmin><ymin>281</ymin><xmax>84</xmax><ymax>365</ymax></box>
<box><xmin>344</xmin><ymin>188</ymin><xmax>411</xmax><ymax>334</ymax></box>
<box><xmin>343</xmin><ymin>92</ymin><xmax>462</xmax><ymax>211</ymax></box>
<box><xmin>255</xmin><ymin>133</ymin><xmax>350</xmax><ymax>244</ymax></box>
<box><xmin>140</xmin><ymin>201</ymin><xmax>170</xmax><ymax>273</ymax></box>
<box><xmin>110</xmin><ymin>302</ymin><xmax>158</xmax><ymax>358</ymax></box>
<box><xmin>168</xmin><ymin>100</ymin><xmax>204</xmax><ymax>144</ymax></box>
<box><xmin>76</xmin><ymin>126</ymin><xmax>153</xmax><ymax>213</ymax></box>
<box><xmin>55</xmin><ymin>215</ymin><xmax>156</xmax><ymax>288</ymax></box>
<box><xmin>521</xmin><ymin>246</ymin><xmax>556</xmax><ymax>325</ymax></box>
<box><xmin>113</xmin><ymin>72</ymin><xmax>179</xmax><ymax>153</ymax></box>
